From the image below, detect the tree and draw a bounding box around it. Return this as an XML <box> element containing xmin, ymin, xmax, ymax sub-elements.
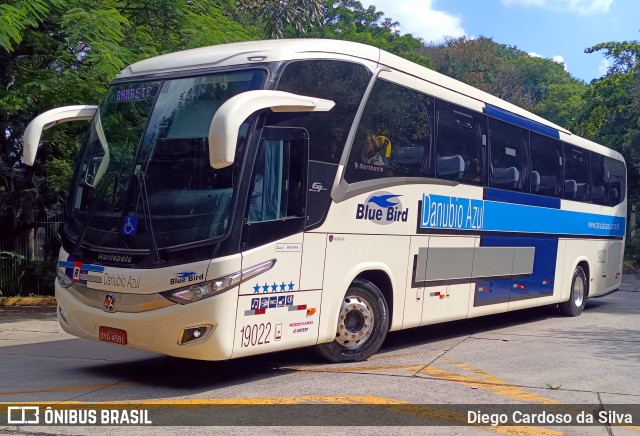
<box><xmin>307</xmin><ymin>0</ymin><xmax>431</xmax><ymax>68</ymax></box>
<box><xmin>236</xmin><ymin>0</ymin><xmax>324</xmax><ymax>39</ymax></box>
<box><xmin>573</xmin><ymin>37</ymin><xmax>640</xmax><ymax>205</ymax></box>
<box><xmin>0</xmin><ymin>0</ymin><xmax>260</xmax><ymax>271</ymax></box>
<box><xmin>424</xmin><ymin>36</ymin><xmax>587</xmax><ymax>125</ymax></box>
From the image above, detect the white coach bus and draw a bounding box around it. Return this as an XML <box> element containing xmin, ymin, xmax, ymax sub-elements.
<box><xmin>23</xmin><ymin>39</ymin><xmax>626</xmax><ymax>362</ymax></box>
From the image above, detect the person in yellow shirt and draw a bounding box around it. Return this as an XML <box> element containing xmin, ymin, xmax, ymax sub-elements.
<box><xmin>362</xmin><ymin>133</ymin><xmax>391</xmax><ymax>166</ymax></box>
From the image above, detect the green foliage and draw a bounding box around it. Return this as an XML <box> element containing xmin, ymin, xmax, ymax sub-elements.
<box><xmin>237</xmin><ymin>0</ymin><xmax>323</xmax><ymax>39</ymax></box>
<box><xmin>424</xmin><ymin>36</ymin><xmax>587</xmax><ymax>126</ymax></box>
<box><xmin>42</xmin><ymin>158</ymin><xmax>73</xmax><ymax>194</ymax></box>
<box><xmin>0</xmin><ymin>0</ymin><xmax>65</xmax><ymax>51</ymax></box>
<box><xmin>0</xmin><ymin>0</ymin><xmax>263</xmax><ymax>295</ymax></box>
<box><xmin>572</xmin><ymin>37</ymin><xmax>640</xmax><ymax>208</ymax></box>
<box><xmin>2</xmin><ymin>0</ymin><xmax>640</xmax><ymax>284</ymax></box>
<box><xmin>307</xmin><ymin>0</ymin><xmax>431</xmax><ymax>68</ymax></box>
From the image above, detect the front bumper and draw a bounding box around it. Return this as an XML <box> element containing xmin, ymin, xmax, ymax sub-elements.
<box><xmin>55</xmin><ymin>280</ymin><xmax>238</xmax><ymax>360</ymax></box>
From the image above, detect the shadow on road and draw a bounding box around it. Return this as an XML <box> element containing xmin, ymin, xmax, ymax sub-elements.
<box><xmin>0</xmin><ymin>290</ymin><xmax>636</xmax><ymax>400</ymax></box>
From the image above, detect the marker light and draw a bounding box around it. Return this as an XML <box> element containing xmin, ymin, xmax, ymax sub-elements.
<box><xmin>56</xmin><ymin>270</ymin><xmax>73</xmax><ymax>288</ymax></box>
<box><xmin>58</xmin><ymin>306</ymin><xmax>68</xmax><ymax>325</ymax></box>
<box><xmin>161</xmin><ymin>259</ymin><xmax>276</xmax><ymax>304</ymax></box>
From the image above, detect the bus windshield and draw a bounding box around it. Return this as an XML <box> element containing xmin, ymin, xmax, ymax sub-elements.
<box><xmin>67</xmin><ymin>69</ymin><xmax>266</xmax><ymax>252</ymax></box>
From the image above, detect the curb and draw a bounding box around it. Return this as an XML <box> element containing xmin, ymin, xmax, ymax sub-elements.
<box><xmin>0</xmin><ymin>297</ymin><xmax>56</xmax><ymax>306</ymax></box>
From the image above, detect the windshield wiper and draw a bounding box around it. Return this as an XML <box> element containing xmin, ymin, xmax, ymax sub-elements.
<box><xmin>71</xmin><ymin>188</ymin><xmax>106</xmax><ymax>257</ymax></box>
<box><xmin>135</xmin><ymin>166</ymin><xmax>162</xmax><ymax>263</ymax></box>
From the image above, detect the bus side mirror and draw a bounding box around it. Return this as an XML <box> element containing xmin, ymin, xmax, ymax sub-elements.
<box><xmin>23</xmin><ymin>105</ymin><xmax>98</xmax><ymax>166</ymax></box>
<box><xmin>208</xmin><ymin>90</ymin><xmax>334</xmax><ymax>169</ymax></box>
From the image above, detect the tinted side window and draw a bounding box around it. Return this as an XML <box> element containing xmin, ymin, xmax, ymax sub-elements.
<box><xmin>435</xmin><ymin>100</ymin><xmax>486</xmax><ymax>186</ymax></box>
<box><xmin>530</xmin><ymin>132</ymin><xmax>562</xmax><ymax>197</ymax></box>
<box><xmin>564</xmin><ymin>146</ymin><xmax>591</xmax><ymax>202</ymax></box>
<box><xmin>272</xmin><ymin>60</ymin><xmax>372</xmax><ymax>163</ymax></box>
<box><xmin>488</xmin><ymin>118</ymin><xmax>529</xmax><ymax>192</ymax></box>
<box><xmin>605</xmin><ymin>156</ymin><xmax>626</xmax><ymax>206</ymax></box>
<box><xmin>591</xmin><ymin>153</ymin><xmax>608</xmax><ymax>205</ymax></box>
<box><xmin>345</xmin><ymin>79</ymin><xmax>434</xmax><ymax>183</ymax></box>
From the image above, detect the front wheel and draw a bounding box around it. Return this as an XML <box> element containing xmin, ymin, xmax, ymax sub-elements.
<box><xmin>559</xmin><ymin>266</ymin><xmax>587</xmax><ymax>316</ymax></box>
<box><xmin>316</xmin><ymin>279</ymin><xmax>389</xmax><ymax>362</ymax></box>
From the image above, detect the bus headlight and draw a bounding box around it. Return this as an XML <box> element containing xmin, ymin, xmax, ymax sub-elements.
<box><xmin>160</xmin><ymin>258</ymin><xmax>276</xmax><ymax>304</ymax></box>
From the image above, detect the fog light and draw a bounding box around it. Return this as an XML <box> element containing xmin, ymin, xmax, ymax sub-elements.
<box><xmin>179</xmin><ymin>325</ymin><xmax>212</xmax><ymax>345</ymax></box>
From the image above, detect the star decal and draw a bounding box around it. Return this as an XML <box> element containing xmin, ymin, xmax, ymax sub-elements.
<box><xmin>280</xmin><ymin>281</ymin><xmax>286</xmax><ymax>291</ymax></box>
<box><xmin>288</xmin><ymin>281</ymin><xmax>295</xmax><ymax>291</ymax></box>
<box><xmin>271</xmin><ymin>282</ymin><xmax>278</xmax><ymax>292</ymax></box>
<box><xmin>262</xmin><ymin>283</ymin><xmax>269</xmax><ymax>293</ymax></box>
<box><xmin>253</xmin><ymin>283</ymin><xmax>260</xmax><ymax>294</ymax></box>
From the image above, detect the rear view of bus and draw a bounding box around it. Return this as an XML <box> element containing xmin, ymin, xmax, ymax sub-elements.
<box><xmin>22</xmin><ymin>39</ymin><xmax>626</xmax><ymax>363</ymax></box>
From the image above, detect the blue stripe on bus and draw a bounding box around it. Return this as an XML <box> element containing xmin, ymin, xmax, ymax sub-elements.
<box><xmin>484</xmin><ymin>188</ymin><xmax>560</xmax><ymax>209</ymax></box>
<box><xmin>474</xmin><ymin>236</ymin><xmax>557</xmax><ymax>306</ymax></box>
<box><xmin>420</xmin><ymin>193</ymin><xmax>625</xmax><ymax>237</ymax></box>
<box><xmin>484</xmin><ymin>104</ymin><xmax>560</xmax><ymax>139</ymax></box>
<box><xmin>486</xmin><ymin>201</ymin><xmax>625</xmax><ymax>237</ymax></box>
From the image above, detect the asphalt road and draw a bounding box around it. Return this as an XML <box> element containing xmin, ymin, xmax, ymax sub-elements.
<box><xmin>1</xmin><ymin>274</ymin><xmax>639</xmax><ymax>435</ymax></box>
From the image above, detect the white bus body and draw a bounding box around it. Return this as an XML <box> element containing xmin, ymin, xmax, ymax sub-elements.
<box><xmin>24</xmin><ymin>39</ymin><xmax>626</xmax><ymax>362</ymax></box>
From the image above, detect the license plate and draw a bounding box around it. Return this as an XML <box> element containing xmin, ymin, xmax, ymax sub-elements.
<box><xmin>99</xmin><ymin>326</ymin><xmax>127</xmax><ymax>345</ymax></box>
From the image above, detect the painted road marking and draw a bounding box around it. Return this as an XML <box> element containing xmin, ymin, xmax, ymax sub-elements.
<box><xmin>283</xmin><ymin>359</ymin><xmax>640</xmax><ymax>432</ymax></box>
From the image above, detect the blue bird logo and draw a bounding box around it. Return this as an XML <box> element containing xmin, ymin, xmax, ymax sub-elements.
<box><xmin>175</xmin><ymin>272</ymin><xmax>196</xmax><ymax>278</ymax></box>
<box><xmin>367</xmin><ymin>194</ymin><xmax>401</xmax><ymax>208</ymax></box>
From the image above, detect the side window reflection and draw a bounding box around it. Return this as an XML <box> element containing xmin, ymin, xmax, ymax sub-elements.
<box><xmin>345</xmin><ymin>79</ymin><xmax>434</xmax><ymax>183</ymax></box>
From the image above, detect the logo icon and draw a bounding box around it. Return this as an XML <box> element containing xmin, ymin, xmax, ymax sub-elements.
<box><xmin>103</xmin><ymin>293</ymin><xmax>116</xmax><ymax>312</ymax></box>
<box><xmin>368</xmin><ymin>194</ymin><xmax>402</xmax><ymax>208</ymax></box>
<box><xmin>175</xmin><ymin>272</ymin><xmax>196</xmax><ymax>279</ymax></box>
<box><xmin>7</xmin><ymin>406</ymin><xmax>40</xmax><ymax>424</ymax></box>
<box><xmin>355</xmin><ymin>191</ymin><xmax>408</xmax><ymax>225</ymax></box>
<box><xmin>121</xmin><ymin>215</ymin><xmax>138</xmax><ymax>236</ymax></box>
<box><xmin>309</xmin><ymin>182</ymin><xmax>327</xmax><ymax>193</ymax></box>
<box><xmin>251</xmin><ymin>298</ymin><xmax>259</xmax><ymax>310</ymax></box>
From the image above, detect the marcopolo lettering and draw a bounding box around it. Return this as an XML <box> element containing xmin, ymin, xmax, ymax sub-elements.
<box><xmin>97</xmin><ymin>253</ymin><xmax>133</xmax><ymax>264</ymax></box>
<box><xmin>356</xmin><ymin>193</ymin><xmax>409</xmax><ymax>225</ymax></box>
<box><xmin>420</xmin><ymin>194</ymin><xmax>484</xmax><ymax>230</ymax></box>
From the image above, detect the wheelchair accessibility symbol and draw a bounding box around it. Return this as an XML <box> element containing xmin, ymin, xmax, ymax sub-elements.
<box><xmin>121</xmin><ymin>215</ymin><xmax>139</xmax><ymax>236</ymax></box>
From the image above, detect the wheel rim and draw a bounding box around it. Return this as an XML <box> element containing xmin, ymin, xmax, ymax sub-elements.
<box><xmin>336</xmin><ymin>295</ymin><xmax>375</xmax><ymax>349</ymax></box>
<box><xmin>573</xmin><ymin>274</ymin><xmax>585</xmax><ymax>307</ymax></box>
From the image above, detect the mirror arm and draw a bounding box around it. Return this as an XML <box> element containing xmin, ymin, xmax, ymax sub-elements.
<box><xmin>23</xmin><ymin>105</ymin><xmax>98</xmax><ymax>166</ymax></box>
<box><xmin>208</xmin><ymin>90</ymin><xmax>335</xmax><ymax>169</ymax></box>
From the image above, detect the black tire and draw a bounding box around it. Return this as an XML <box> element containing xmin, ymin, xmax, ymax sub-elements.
<box><xmin>316</xmin><ymin>278</ymin><xmax>389</xmax><ymax>362</ymax></box>
<box><xmin>559</xmin><ymin>266</ymin><xmax>587</xmax><ymax>317</ymax></box>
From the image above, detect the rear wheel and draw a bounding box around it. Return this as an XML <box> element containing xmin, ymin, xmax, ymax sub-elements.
<box><xmin>559</xmin><ymin>265</ymin><xmax>587</xmax><ymax>316</ymax></box>
<box><xmin>316</xmin><ymin>279</ymin><xmax>389</xmax><ymax>362</ymax></box>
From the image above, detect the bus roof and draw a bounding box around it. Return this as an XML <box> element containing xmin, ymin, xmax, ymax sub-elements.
<box><xmin>115</xmin><ymin>38</ymin><xmax>622</xmax><ymax>161</ymax></box>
